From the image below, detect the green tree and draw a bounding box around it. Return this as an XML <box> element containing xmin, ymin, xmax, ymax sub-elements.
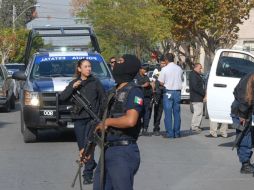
<box><xmin>0</xmin><ymin>28</ymin><xmax>44</xmax><ymax>64</ymax></box>
<box><xmin>159</xmin><ymin>0</ymin><xmax>254</xmax><ymax>64</ymax></box>
<box><xmin>10</xmin><ymin>29</ymin><xmax>44</xmax><ymax>63</ymax></box>
<box><xmin>0</xmin><ymin>0</ymin><xmax>37</xmax><ymax>29</ymax></box>
<box><xmin>71</xmin><ymin>0</ymin><xmax>171</xmax><ymax>61</ymax></box>
<box><xmin>0</xmin><ymin>28</ymin><xmax>16</xmax><ymax>64</ymax></box>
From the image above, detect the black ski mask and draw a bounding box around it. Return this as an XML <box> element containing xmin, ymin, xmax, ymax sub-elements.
<box><xmin>112</xmin><ymin>54</ymin><xmax>141</xmax><ymax>84</ymax></box>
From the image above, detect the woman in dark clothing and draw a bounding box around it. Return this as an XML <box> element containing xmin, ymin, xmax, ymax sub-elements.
<box><xmin>60</xmin><ymin>59</ymin><xmax>105</xmax><ymax>184</ymax></box>
<box><xmin>231</xmin><ymin>72</ymin><xmax>254</xmax><ymax>174</ymax></box>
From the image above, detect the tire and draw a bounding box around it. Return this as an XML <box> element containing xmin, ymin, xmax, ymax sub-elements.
<box><xmin>23</xmin><ymin>126</ymin><xmax>37</xmax><ymax>143</ymax></box>
<box><xmin>21</xmin><ymin>111</ymin><xmax>37</xmax><ymax>143</ymax></box>
<box><xmin>10</xmin><ymin>94</ymin><xmax>15</xmax><ymax>109</ymax></box>
<box><xmin>21</xmin><ymin>110</ymin><xmax>24</xmax><ymax>134</ymax></box>
<box><xmin>190</xmin><ymin>102</ymin><xmax>194</xmax><ymax>113</ymax></box>
<box><xmin>3</xmin><ymin>99</ymin><xmax>11</xmax><ymax>112</ymax></box>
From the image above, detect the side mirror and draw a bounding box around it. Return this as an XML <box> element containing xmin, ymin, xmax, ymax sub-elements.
<box><xmin>7</xmin><ymin>71</ymin><xmax>13</xmax><ymax>78</ymax></box>
<box><xmin>12</xmin><ymin>71</ymin><xmax>27</xmax><ymax>81</ymax></box>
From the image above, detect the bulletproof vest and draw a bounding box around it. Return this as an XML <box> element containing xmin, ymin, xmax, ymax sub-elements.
<box><xmin>108</xmin><ymin>83</ymin><xmax>141</xmax><ymax>139</ymax></box>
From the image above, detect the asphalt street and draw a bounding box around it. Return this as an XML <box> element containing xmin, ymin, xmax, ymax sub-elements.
<box><xmin>0</xmin><ymin>103</ymin><xmax>254</xmax><ymax>190</ymax></box>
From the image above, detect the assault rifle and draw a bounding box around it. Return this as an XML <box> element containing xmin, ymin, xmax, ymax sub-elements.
<box><xmin>232</xmin><ymin>118</ymin><xmax>252</xmax><ymax>150</ymax></box>
<box><xmin>70</xmin><ymin>90</ymin><xmax>114</xmax><ymax>190</ymax></box>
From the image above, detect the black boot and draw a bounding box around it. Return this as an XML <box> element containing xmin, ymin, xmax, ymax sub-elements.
<box><xmin>240</xmin><ymin>161</ymin><xmax>254</xmax><ymax>174</ymax></box>
<box><xmin>141</xmin><ymin>128</ymin><xmax>150</xmax><ymax>136</ymax></box>
<box><xmin>153</xmin><ymin>130</ymin><xmax>160</xmax><ymax>136</ymax></box>
<box><xmin>83</xmin><ymin>173</ymin><xmax>93</xmax><ymax>185</ymax></box>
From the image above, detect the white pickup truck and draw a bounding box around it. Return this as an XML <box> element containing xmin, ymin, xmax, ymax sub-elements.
<box><xmin>207</xmin><ymin>49</ymin><xmax>254</xmax><ymax>124</ymax></box>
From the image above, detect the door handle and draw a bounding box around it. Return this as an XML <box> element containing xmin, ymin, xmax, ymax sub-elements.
<box><xmin>213</xmin><ymin>83</ymin><xmax>227</xmax><ymax>88</ymax></box>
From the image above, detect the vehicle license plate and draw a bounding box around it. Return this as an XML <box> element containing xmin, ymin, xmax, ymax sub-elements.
<box><xmin>67</xmin><ymin>122</ymin><xmax>74</xmax><ymax>128</ymax></box>
<box><xmin>41</xmin><ymin>110</ymin><xmax>55</xmax><ymax>116</ymax></box>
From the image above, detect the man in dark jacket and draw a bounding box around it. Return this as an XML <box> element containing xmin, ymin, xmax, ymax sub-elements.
<box><xmin>189</xmin><ymin>63</ymin><xmax>206</xmax><ymax>132</ymax></box>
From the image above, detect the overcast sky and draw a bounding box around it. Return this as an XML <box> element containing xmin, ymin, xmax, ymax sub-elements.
<box><xmin>27</xmin><ymin>0</ymin><xmax>86</xmax><ymax>28</ymax></box>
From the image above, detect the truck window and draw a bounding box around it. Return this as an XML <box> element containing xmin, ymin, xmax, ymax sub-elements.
<box><xmin>216</xmin><ymin>52</ymin><xmax>254</xmax><ymax>78</ymax></box>
<box><xmin>30</xmin><ymin>56</ymin><xmax>110</xmax><ymax>79</ymax></box>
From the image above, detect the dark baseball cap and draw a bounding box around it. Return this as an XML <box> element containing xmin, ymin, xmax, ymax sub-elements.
<box><xmin>141</xmin><ymin>63</ymin><xmax>149</xmax><ymax>70</ymax></box>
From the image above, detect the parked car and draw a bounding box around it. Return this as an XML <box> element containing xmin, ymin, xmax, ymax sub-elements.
<box><xmin>4</xmin><ymin>63</ymin><xmax>26</xmax><ymax>75</ymax></box>
<box><xmin>207</xmin><ymin>49</ymin><xmax>254</xmax><ymax>124</ymax></box>
<box><xmin>181</xmin><ymin>70</ymin><xmax>191</xmax><ymax>102</ymax></box>
<box><xmin>4</xmin><ymin>63</ymin><xmax>26</xmax><ymax>99</ymax></box>
<box><xmin>0</xmin><ymin>64</ymin><xmax>15</xmax><ymax>111</ymax></box>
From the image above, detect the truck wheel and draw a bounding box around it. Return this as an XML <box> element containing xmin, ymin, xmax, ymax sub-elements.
<box><xmin>4</xmin><ymin>99</ymin><xmax>11</xmax><ymax>112</ymax></box>
<box><xmin>21</xmin><ymin>111</ymin><xmax>37</xmax><ymax>143</ymax></box>
<box><xmin>20</xmin><ymin>107</ymin><xmax>37</xmax><ymax>142</ymax></box>
<box><xmin>23</xmin><ymin>126</ymin><xmax>37</xmax><ymax>143</ymax></box>
<box><xmin>10</xmin><ymin>94</ymin><xmax>15</xmax><ymax>109</ymax></box>
<box><xmin>21</xmin><ymin>111</ymin><xmax>24</xmax><ymax>133</ymax></box>
<box><xmin>190</xmin><ymin>102</ymin><xmax>194</xmax><ymax>113</ymax></box>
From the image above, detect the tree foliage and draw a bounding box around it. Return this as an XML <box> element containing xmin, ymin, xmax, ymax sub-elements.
<box><xmin>71</xmin><ymin>0</ymin><xmax>171</xmax><ymax>61</ymax></box>
<box><xmin>0</xmin><ymin>28</ymin><xmax>16</xmax><ymax>64</ymax></box>
<box><xmin>159</xmin><ymin>0</ymin><xmax>254</xmax><ymax>63</ymax></box>
<box><xmin>0</xmin><ymin>28</ymin><xmax>44</xmax><ymax>64</ymax></box>
<box><xmin>0</xmin><ymin>0</ymin><xmax>37</xmax><ymax>28</ymax></box>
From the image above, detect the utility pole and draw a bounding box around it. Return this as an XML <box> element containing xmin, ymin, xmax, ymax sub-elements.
<box><xmin>12</xmin><ymin>5</ymin><xmax>17</xmax><ymax>32</ymax></box>
<box><xmin>12</xmin><ymin>4</ymin><xmax>40</xmax><ymax>32</ymax></box>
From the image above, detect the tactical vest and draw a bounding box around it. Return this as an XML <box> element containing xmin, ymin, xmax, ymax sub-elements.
<box><xmin>107</xmin><ymin>82</ymin><xmax>142</xmax><ymax>140</ymax></box>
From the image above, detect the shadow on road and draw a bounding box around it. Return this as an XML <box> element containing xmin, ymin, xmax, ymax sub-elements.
<box><xmin>140</xmin><ymin>130</ymin><xmax>204</xmax><ymax>138</ymax></box>
<box><xmin>37</xmin><ymin>129</ymin><xmax>76</xmax><ymax>143</ymax></box>
<box><xmin>218</xmin><ymin>141</ymin><xmax>234</xmax><ymax>147</ymax></box>
<box><xmin>218</xmin><ymin>132</ymin><xmax>236</xmax><ymax>147</ymax></box>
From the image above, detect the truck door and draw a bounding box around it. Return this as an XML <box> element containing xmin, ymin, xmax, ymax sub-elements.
<box><xmin>207</xmin><ymin>49</ymin><xmax>254</xmax><ymax>124</ymax></box>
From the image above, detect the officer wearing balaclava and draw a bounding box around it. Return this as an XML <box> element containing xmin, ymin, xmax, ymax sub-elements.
<box><xmin>92</xmin><ymin>54</ymin><xmax>144</xmax><ymax>190</ymax></box>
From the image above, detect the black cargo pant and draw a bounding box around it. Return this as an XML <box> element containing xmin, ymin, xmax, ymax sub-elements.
<box><xmin>153</xmin><ymin>94</ymin><xmax>163</xmax><ymax>132</ymax></box>
<box><xmin>142</xmin><ymin>97</ymin><xmax>152</xmax><ymax>130</ymax></box>
<box><xmin>74</xmin><ymin>119</ymin><xmax>97</xmax><ymax>176</ymax></box>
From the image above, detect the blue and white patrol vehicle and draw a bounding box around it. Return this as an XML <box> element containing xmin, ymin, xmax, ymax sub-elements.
<box><xmin>12</xmin><ymin>27</ymin><xmax>115</xmax><ymax>142</ymax></box>
<box><xmin>14</xmin><ymin>51</ymin><xmax>114</xmax><ymax>142</ymax></box>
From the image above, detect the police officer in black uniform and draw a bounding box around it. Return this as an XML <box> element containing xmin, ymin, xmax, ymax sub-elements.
<box><xmin>134</xmin><ymin>64</ymin><xmax>153</xmax><ymax>136</ymax></box>
<box><xmin>152</xmin><ymin>57</ymin><xmax>166</xmax><ymax>135</ymax></box>
<box><xmin>88</xmin><ymin>54</ymin><xmax>144</xmax><ymax>190</ymax></box>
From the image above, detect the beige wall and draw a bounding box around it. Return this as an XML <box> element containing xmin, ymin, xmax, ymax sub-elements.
<box><xmin>233</xmin><ymin>9</ymin><xmax>254</xmax><ymax>53</ymax></box>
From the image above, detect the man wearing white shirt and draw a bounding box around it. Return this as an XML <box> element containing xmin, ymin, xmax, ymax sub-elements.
<box><xmin>158</xmin><ymin>53</ymin><xmax>183</xmax><ymax>138</ymax></box>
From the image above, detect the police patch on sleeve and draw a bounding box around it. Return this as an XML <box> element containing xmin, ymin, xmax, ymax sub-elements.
<box><xmin>134</xmin><ymin>96</ymin><xmax>143</xmax><ymax>105</ymax></box>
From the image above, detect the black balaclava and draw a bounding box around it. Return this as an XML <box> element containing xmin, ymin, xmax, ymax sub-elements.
<box><xmin>112</xmin><ymin>54</ymin><xmax>141</xmax><ymax>84</ymax></box>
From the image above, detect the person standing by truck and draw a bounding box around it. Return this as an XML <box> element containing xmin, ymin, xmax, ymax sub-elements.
<box><xmin>60</xmin><ymin>59</ymin><xmax>106</xmax><ymax>184</ymax></box>
<box><xmin>189</xmin><ymin>63</ymin><xmax>206</xmax><ymax>133</ymax></box>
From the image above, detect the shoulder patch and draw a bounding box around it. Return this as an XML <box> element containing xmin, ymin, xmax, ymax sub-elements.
<box><xmin>134</xmin><ymin>96</ymin><xmax>143</xmax><ymax>105</ymax></box>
